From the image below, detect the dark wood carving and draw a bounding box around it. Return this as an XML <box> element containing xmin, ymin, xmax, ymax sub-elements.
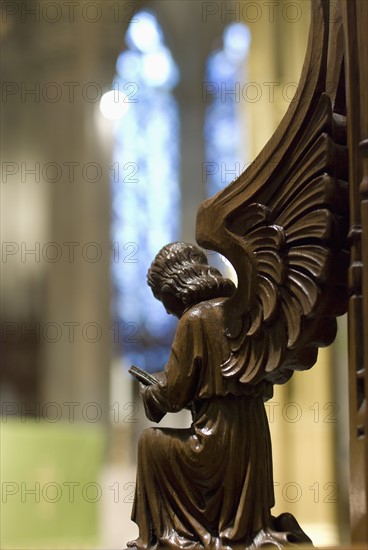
<box><xmin>124</xmin><ymin>0</ymin><xmax>368</xmax><ymax>547</ymax></box>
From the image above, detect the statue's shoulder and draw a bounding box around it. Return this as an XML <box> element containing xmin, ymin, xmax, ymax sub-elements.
<box><xmin>182</xmin><ymin>297</ymin><xmax>228</xmax><ymax>324</ymax></box>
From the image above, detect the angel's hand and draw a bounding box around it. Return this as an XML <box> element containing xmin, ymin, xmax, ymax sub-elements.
<box><xmin>151</xmin><ymin>370</ymin><xmax>166</xmax><ymax>384</ymax></box>
<box><xmin>140</xmin><ymin>382</ymin><xmax>167</xmax><ymax>423</ymax></box>
<box><xmin>138</xmin><ymin>382</ymin><xmax>147</xmax><ymax>399</ymax></box>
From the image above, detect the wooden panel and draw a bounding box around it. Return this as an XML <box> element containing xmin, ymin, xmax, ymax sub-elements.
<box><xmin>341</xmin><ymin>0</ymin><xmax>368</xmax><ymax>542</ymax></box>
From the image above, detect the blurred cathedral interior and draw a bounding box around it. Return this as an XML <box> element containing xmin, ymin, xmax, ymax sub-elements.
<box><xmin>1</xmin><ymin>0</ymin><xmax>350</xmax><ymax>547</ymax></box>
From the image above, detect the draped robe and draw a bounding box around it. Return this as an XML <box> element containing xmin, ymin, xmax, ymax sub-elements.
<box><xmin>130</xmin><ymin>297</ymin><xmax>274</xmax><ymax>549</ymax></box>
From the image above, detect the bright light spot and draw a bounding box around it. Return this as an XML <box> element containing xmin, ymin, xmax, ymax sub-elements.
<box><xmin>142</xmin><ymin>47</ymin><xmax>179</xmax><ymax>88</ymax></box>
<box><xmin>99</xmin><ymin>90</ymin><xmax>129</xmax><ymax>120</ymax></box>
<box><xmin>224</xmin><ymin>23</ymin><xmax>251</xmax><ymax>61</ymax></box>
<box><xmin>126</xmin><ymin>11</ymin><xmax>163</xmax><ymax>53</ymax></box>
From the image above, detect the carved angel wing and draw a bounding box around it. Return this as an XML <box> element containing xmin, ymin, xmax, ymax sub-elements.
<box><xmin>196</xmin><ymin>0</ymin><xmax>349</xmax><ymax>385</ymax></box>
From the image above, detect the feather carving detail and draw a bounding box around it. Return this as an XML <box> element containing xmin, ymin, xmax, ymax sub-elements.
<box><xmin>196</xmin><ymin>0</ymin><xmax>348</xmax><ymax>386</ymax></box>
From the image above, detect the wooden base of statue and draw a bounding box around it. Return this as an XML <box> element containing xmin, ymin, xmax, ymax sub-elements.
<box><xmin>125</xmin><ymin>513</ymin><xmax>313</xmax><ymax>549</ymax></box>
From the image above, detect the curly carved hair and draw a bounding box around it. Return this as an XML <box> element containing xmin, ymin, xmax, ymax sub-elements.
<box><xmin>147</xmin><ymin>242</ymin><xmax>235</xmax><ymax>306</ymax></box>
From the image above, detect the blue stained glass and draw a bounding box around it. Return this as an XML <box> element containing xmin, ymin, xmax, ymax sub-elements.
<box><xmin>224</xmin><ymin>23</ymin><xmax>251</xmax><ymax>61</ymax></box>
<box><xmin>125</xmin><ymin>11</ymin><xmax>163</xmax><ymax>53</ymax></box>
<box><xmin>110</xmin><ymin>11</ymin><xmax>180</xmax><ymax>372</ymax></box>
<box><xmin>205</xmin><ymin>23</ymin><xmax>250</xmax><ymax>196</ymax></box>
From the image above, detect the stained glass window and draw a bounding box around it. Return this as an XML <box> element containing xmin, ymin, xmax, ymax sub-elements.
<box><xmin>204</xmin><ymin>23</ymin><xmax>251</xmax><ymax>197</ymax></box>
<box><xmin>105</xmin><ymin>11</ymin><xmax>180</xmax><ymax>371</ymax></box>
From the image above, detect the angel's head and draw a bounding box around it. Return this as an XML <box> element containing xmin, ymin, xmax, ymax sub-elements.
<box><xmin>147</xmin><ymin>242</ymin><xmax>235</xmax><ymax>318</ymax></box>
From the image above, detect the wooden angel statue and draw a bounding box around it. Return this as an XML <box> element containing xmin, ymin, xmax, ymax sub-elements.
<box><xmin>127</xmin><ymin>242</ymin><xmax>314</xmax><ymax>549</ymax></box>
<box><xmin>126</xmin><ymin>0</ymin><xmax>348</xmax><ymax>547</ymax></box>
